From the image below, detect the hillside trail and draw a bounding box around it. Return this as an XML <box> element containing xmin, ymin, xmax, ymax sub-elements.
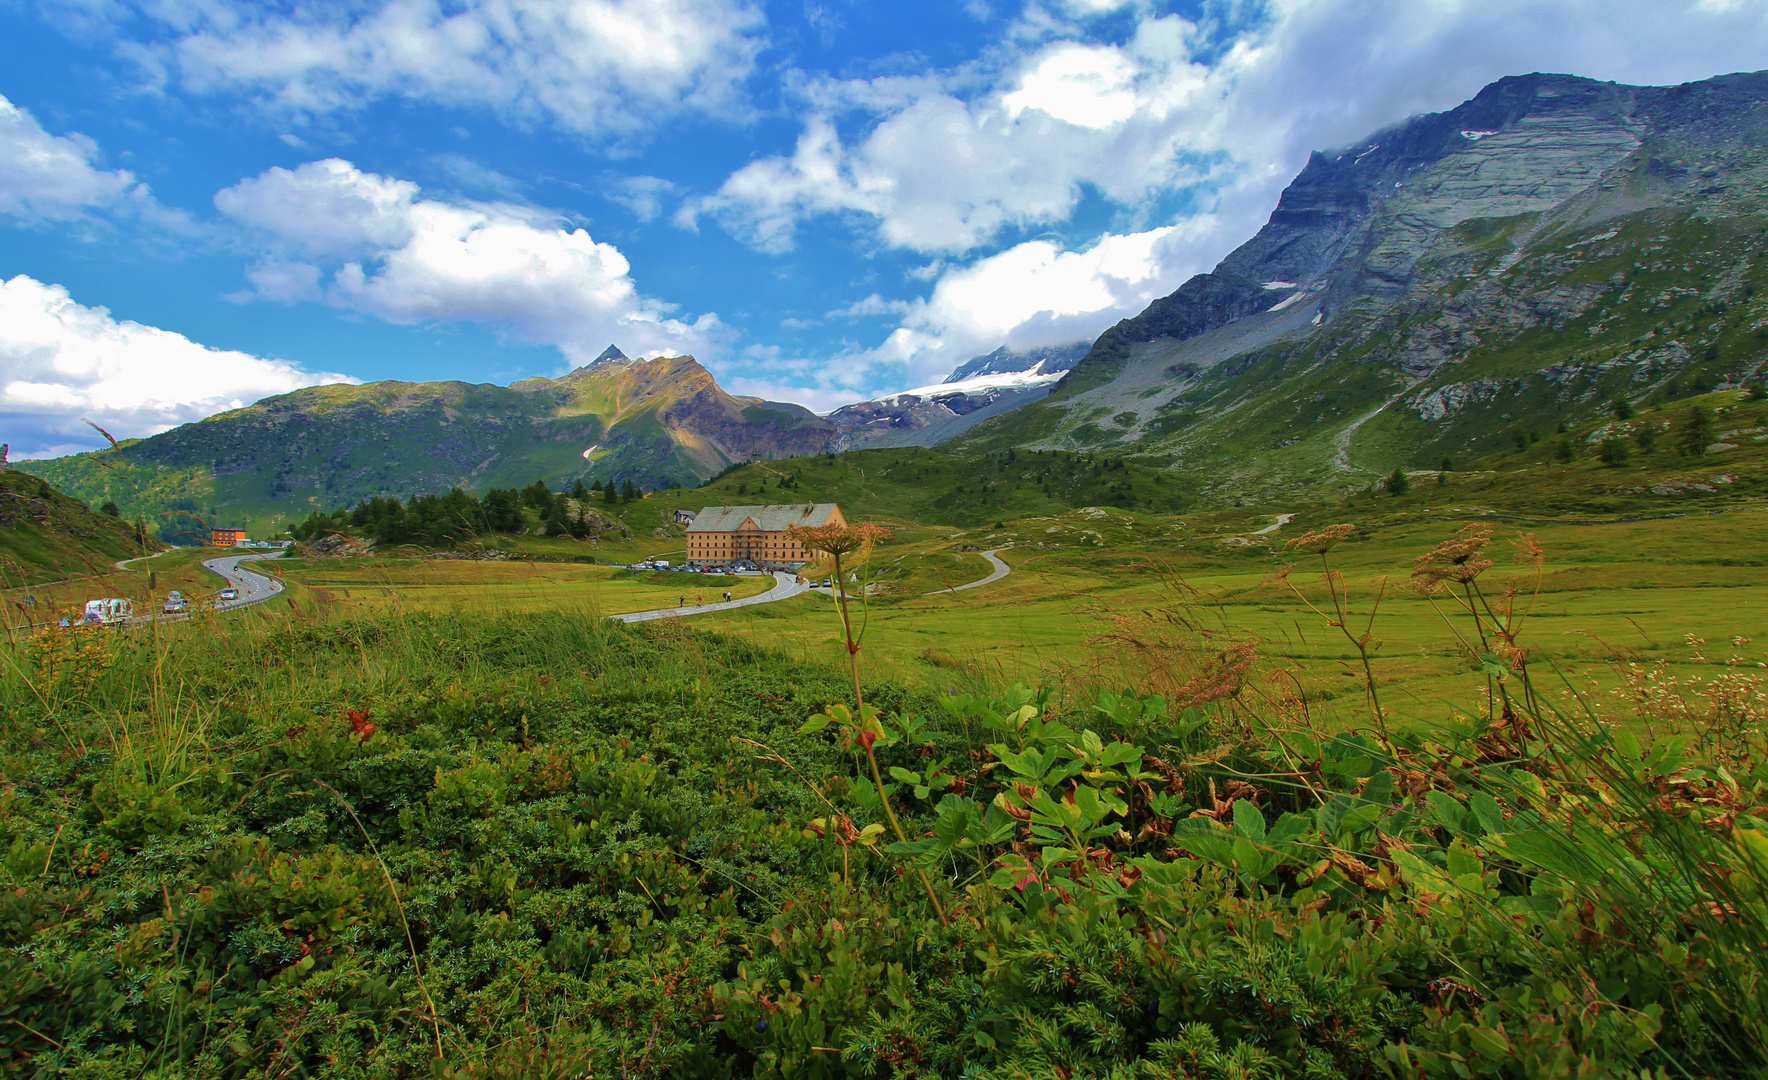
<box><xmin>1333</xmin><ymin>383</ymin><xmax>1419</xmax><ymax>474</ymax></box>
<box><xmin>114</xmin><ymin>547</ymin><xmax>175</xmax><ymax>572</ymax></box>
<box><xmin>1251</xmin><ymin>514</ymin><xmax>1295</xmax><ymax>536</ymax></box>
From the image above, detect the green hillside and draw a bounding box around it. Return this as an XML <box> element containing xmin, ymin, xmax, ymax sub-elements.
<box><xmin>0</xmin><ymin>468</ymin><xmax>156</xmax><ymax>585</ymax></box>
<box><xmin>15</xmin><ymin>355</ymin><xmax>833</xmax><ymax>538</ymax></box>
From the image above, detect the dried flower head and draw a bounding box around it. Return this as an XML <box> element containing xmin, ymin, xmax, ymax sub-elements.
<box><xmin>1412</xmin><ymin>524</ymin><xmax>1495</xmax><ymax>587</ymax></box>
<box><xmin>1512</xmin><ymin>532</ymin><xmax>1545</xmax><ymax>567</ymax></box>
<box><xmin>1286</xmin><ymin>523</ymin><xmax>1356</xmax><ymax>554</ymax></box>
<box><xmin>787</xmin><ymin>521</ymin><xmax>890</xmax><ymax>558</ymax></box>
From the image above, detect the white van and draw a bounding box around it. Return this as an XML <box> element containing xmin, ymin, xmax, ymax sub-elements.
<box><xmin>82</xmin><ymin>598</ymin><xmax>134</xmax><ymax>625</ymax></box>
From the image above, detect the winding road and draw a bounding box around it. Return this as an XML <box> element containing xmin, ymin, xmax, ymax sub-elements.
<box><xmin>201</xmin><ymin>553</ymin><xmax>287</xmax><ymax>612</ymax></box>
<box><xmin>924</xmin><ymin>548</ymin><xmax>1011</xmax><ymax>595</ymax></box>
<box><xmin>609</xmin><ymin>571</ymin><xmax>809</xmax><ymax>623</ymax></box>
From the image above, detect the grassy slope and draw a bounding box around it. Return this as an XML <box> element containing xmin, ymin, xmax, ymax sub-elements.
<box><xmin>0</xmin><ymin>469</ymin><xmax>157</xmax><ymax>585</ymax></box>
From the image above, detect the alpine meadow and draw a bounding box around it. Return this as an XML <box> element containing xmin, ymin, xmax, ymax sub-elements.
<box><xmin>5</xmin><ymin>14</ymin><xmax>1768</xmax><ymax>1080</ymax></box>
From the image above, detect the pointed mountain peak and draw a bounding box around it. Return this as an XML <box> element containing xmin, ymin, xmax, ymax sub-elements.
<box><xmin>591</xmin><ymin>344</ymin><xmax>629</xmax><ymax>365</ymax></box>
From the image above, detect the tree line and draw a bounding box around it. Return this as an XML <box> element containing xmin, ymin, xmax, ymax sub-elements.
<box><xmin>287</xmin><ymin>477</ymin><xmax>649</xmax><ymax>547</ymax></box>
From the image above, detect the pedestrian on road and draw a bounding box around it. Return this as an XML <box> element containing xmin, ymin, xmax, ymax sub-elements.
<box><xmin>723</xmin><ymin>591</ymin><xmax>730</xmax><ymax>602</ymax></box>
<box><xmin>696</xmin><ymin>594</ymin><xmax>702</xmax><ymax>606</ymax></box>
<box><xmin>678</xmin><ymin>596</ymin><xmax>683</xmax><ymax>607</ymax></box>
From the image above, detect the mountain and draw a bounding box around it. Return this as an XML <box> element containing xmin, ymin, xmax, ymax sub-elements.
<box><xmin>19</xmin><ymin>354</ymin><xmax>833</xmax><ymax>532</ymax></box>
<box><xmin>944</xmin><ymin>342</ymin><xmax>1090</xmax><ymax>383</ymax></box>
<box><xmin>0</xmin><ymin>466</ymin><xmax>156</xmax><ymax>582</ymax></box>
<box><xmin>826</xmin><ymin>341</ymin><xmax>1089</xmax><ymax>451</ymax></box>
<box><xmin>959</xmin><ymin>70</ymin><xmax>1768</xmax><ymax>502</ymax></box>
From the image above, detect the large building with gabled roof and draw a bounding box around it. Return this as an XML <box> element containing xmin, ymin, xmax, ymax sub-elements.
<box><xmin>685</xmin><ymin>503</ymin><xmax>845</xmax><ymax>569</ymax></box>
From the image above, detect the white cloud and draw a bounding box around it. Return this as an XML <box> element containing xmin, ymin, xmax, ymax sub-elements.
<box><xmin>215</xmin><ymin>158</ymin><xmax>718</xmax><ymax>363</ymax></box>
<box><xmin>130</xmin><ymin>0</ymin><xmax>767</xmax><ymax>138</ymax></box>
<box><xmin>0</xmin><ymin>275</ymin><xmax>356</xmax><ymax>458</ymax></box>
<box><xmin>0</xmin><ymin>94</ymin><xmax>143</xmax><ymax>223</ymax></box>
<box><xmin>826</xmin><ymin>293</ymin><xmax>913</xmax><ymax>319</ymax></box>
<box><xmin>1001</xmin><ymin>43</ymin><xmax>1140</xmax><ymax>129</ymax></box>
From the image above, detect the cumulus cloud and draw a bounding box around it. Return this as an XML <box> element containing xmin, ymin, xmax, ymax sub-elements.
<box><xmin>0</xmin><ymin>275</ymin><xmax>356</xmax><ymax>458</ymax></box>
<box><xmin>215</xmin><ymin>158</ymin><xmax>718</xmax><ymax>363</ymax></box>
<box><xmin>0</xmin><ymin>94</ymin><xmax>143</xmax><ymax>223</ymax></box>
<box><xmin>127</xmin><ymin>0</ymin><xmax>767</xmax><ymax>138</ymax></box>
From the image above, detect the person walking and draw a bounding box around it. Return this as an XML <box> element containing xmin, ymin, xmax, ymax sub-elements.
<box><xmin>678</xmin><ymin>596</ymin><xmax>683</xmax><ymax>607</ymax></box>
<box><xmin>696</xmin><ymin>594</ymin><xmax>703</xmax><ymax>606</ymax></box>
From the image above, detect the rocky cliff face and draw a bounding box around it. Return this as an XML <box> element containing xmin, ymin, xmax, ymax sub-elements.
<box><xmin>28</xmin><ymin>354</ymin><xmax>835</xmax><ymax>521</ymax></box>
<box><xmin>966</xmin><ymin>70</ymin><xmax>1768</xmax><ymax>500</ymax></box>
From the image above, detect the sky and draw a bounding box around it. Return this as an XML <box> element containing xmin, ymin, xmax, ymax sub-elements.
<box><xmin>4</xmin><ymin>0</ymin><xmax>1768</xmax><ymax>458</ymax></box>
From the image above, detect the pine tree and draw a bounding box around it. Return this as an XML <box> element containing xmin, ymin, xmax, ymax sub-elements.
<box><xmin>1386</xmin><ymin>467</ymin><xmax>1409</xmax><ymax>497</ymax></box>
<box><xmin>1680</xmin><ymin>404</ymin><xmax>1714</xmax><ymax>457</ymax></box>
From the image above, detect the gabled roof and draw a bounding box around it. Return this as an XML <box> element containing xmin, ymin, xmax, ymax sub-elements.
<box><xmin>688</xmin><ymin>503</ymin><xmax>840</xmax><ymax>533</ymax></box>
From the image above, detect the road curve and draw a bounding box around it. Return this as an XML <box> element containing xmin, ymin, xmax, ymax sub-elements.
<box><xmin>924</xmin><ymin>548</ymin><xmax>1011</xmax><ymax>595</ymax></box>
<box><xmin>610</xmin><ymin>571</ymin><xmax>809</xmax><ymax>623</ymax></box>
<box><xmin>1251</xmin><ymin>513</ymin><xmax>1296</xmax><ymax>536</ymax></box>
<box><xmin>199</xmin><ymin>553</ymin><xmax>287</xmax><ymax>613</ymax></box>
<box><xmin>115</xmin><ymin>548</ymin><xmax>175</xmax><ymax>572</ymax></box>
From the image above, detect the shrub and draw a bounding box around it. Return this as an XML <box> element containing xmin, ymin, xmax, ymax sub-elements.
<box><xmin>1598</xmin><ymin>435</ymin><xmax>1631</xmax><ymax>467</ymax></box>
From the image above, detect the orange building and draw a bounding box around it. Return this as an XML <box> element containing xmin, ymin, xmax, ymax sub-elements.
<box><xmin>210</xmin><ymin>526</ymin><xmax>248</xmax><ymax>547</ymax></box>
<box><xmin>685</xmin><ymin>503</ymin><xmax>844</xmax><ymax>569</ymax></box>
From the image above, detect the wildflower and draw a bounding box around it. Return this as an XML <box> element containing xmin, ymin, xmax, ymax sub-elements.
<box><xmin>787</xmin><ymin>521</ymin><xmax>890</xmax><ymax>558</ymax></box>
<box><xmin>1411</xmin><ymin>524</ymin><xmax>1495</xmax><ymax>588</ymax></box>
<box><xmin>1512</xmin><ymin>532</ymin><xmax>1544</xmax><ymax>566</ymax></box>
<box><xmin>1170</xmin><ymin>642</ymin><xmax>1257</xmax><ymax>709</ymax></box>
<box><xmin>1286</xmin><ymin>523</ymin><xmax>1356</xmax><ymax>554</ymax></box>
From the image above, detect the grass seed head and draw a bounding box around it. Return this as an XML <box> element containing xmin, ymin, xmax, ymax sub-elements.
<box><xmin>1286</xmin><ymin>523</ymin><xmax>1356</xmax><ymax>554</ymax></box>
<box><xmin>1411</xmin><ymin>523</ymin><xmax>1496</xmax><ymax>587</ymax></box>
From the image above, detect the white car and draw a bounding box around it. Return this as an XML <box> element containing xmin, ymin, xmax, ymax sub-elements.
<box><xmin>219</xmin><ymin>588</ymin><xmax>239</xmax><ymax>601</ymax></box>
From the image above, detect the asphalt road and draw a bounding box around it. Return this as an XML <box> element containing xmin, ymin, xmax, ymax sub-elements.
<box><xmin>198</xmin><ymin>553</ymin><xmax>286</xmax><ymax>612</ymax></box>
<box><xmin>923</xmin><ymin>548</ymin><xmax>1011</xmax><ymax>595</ymax></box>
<box><xmin>610</xmin><ymin>570</ymin><xmax>808</xmax><ymax>623</ymax></box>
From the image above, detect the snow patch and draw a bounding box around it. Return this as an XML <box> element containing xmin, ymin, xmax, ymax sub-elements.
<box><xmin>1460</xmin><ymin>130</ymin><xmax>1500</xmax><ymax>141</ymax></box>
<box><xmin>1261</xmin><ymin>280</ymin><xmax>1298</xmax><ymax>290</ymax></box>
<box><xmin>1267</xmin><ymin>290</ymin><xmax>1307</xmax><ymax>313</ymax></box>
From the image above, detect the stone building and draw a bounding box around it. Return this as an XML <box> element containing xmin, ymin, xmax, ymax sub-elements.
<box><xmin>685</xmin><ymin>503</ymin><xmax>844</xmax><ymax>569</ymax></box>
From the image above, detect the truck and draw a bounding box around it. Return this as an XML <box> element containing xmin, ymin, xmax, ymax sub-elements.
<box><xmin>82</xmin><ymin>598</ymin><xmax>134</xmax><ymax>625</ymax></box>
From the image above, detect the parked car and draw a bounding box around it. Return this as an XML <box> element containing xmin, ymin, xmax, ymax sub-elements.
<box><xmin>162</xmin><ymin>591</ymin><xmax>188</xmax><ymax>614</ymax></box>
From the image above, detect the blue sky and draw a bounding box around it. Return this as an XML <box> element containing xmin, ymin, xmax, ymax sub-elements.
<box><xmin>5</xmin><ymin>0</ymin><xmax>1768</xmax><ymax>457</ymax></box>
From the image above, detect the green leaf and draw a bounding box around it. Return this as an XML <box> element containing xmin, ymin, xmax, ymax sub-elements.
<box><xmin>1468</xmin><ymin>792</ymin><xmax>1506</xmax><ymax>836</ymax></box>
<box><xmin>798</xmin><ymin>714</ymin><xmax>831</xmax><ymax>734</ymax></box>
<box><xmin>888</xmin><ymin>766</ymin><xmax>920</xmax><ymax>785</ymax></box>
<box><xmin>1231</xmin><ymin>800</ymin><xmax>1266</xmax><ymax>842</ymax></box>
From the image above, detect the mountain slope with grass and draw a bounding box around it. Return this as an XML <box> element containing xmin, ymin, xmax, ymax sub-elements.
<box><xmin>0</xmin><ymin>468</ymin><xmax>156</xmax><ymax>584</ymax></box>
<box><xmin>961</xmin><ymin>70</ymin><xmax>1768</xmax><ymax>504</ymax></box>
<box><xmin>18</xmin><ymin>353</ymin><xmax>835</xmax><ymax>533</ymax></box>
